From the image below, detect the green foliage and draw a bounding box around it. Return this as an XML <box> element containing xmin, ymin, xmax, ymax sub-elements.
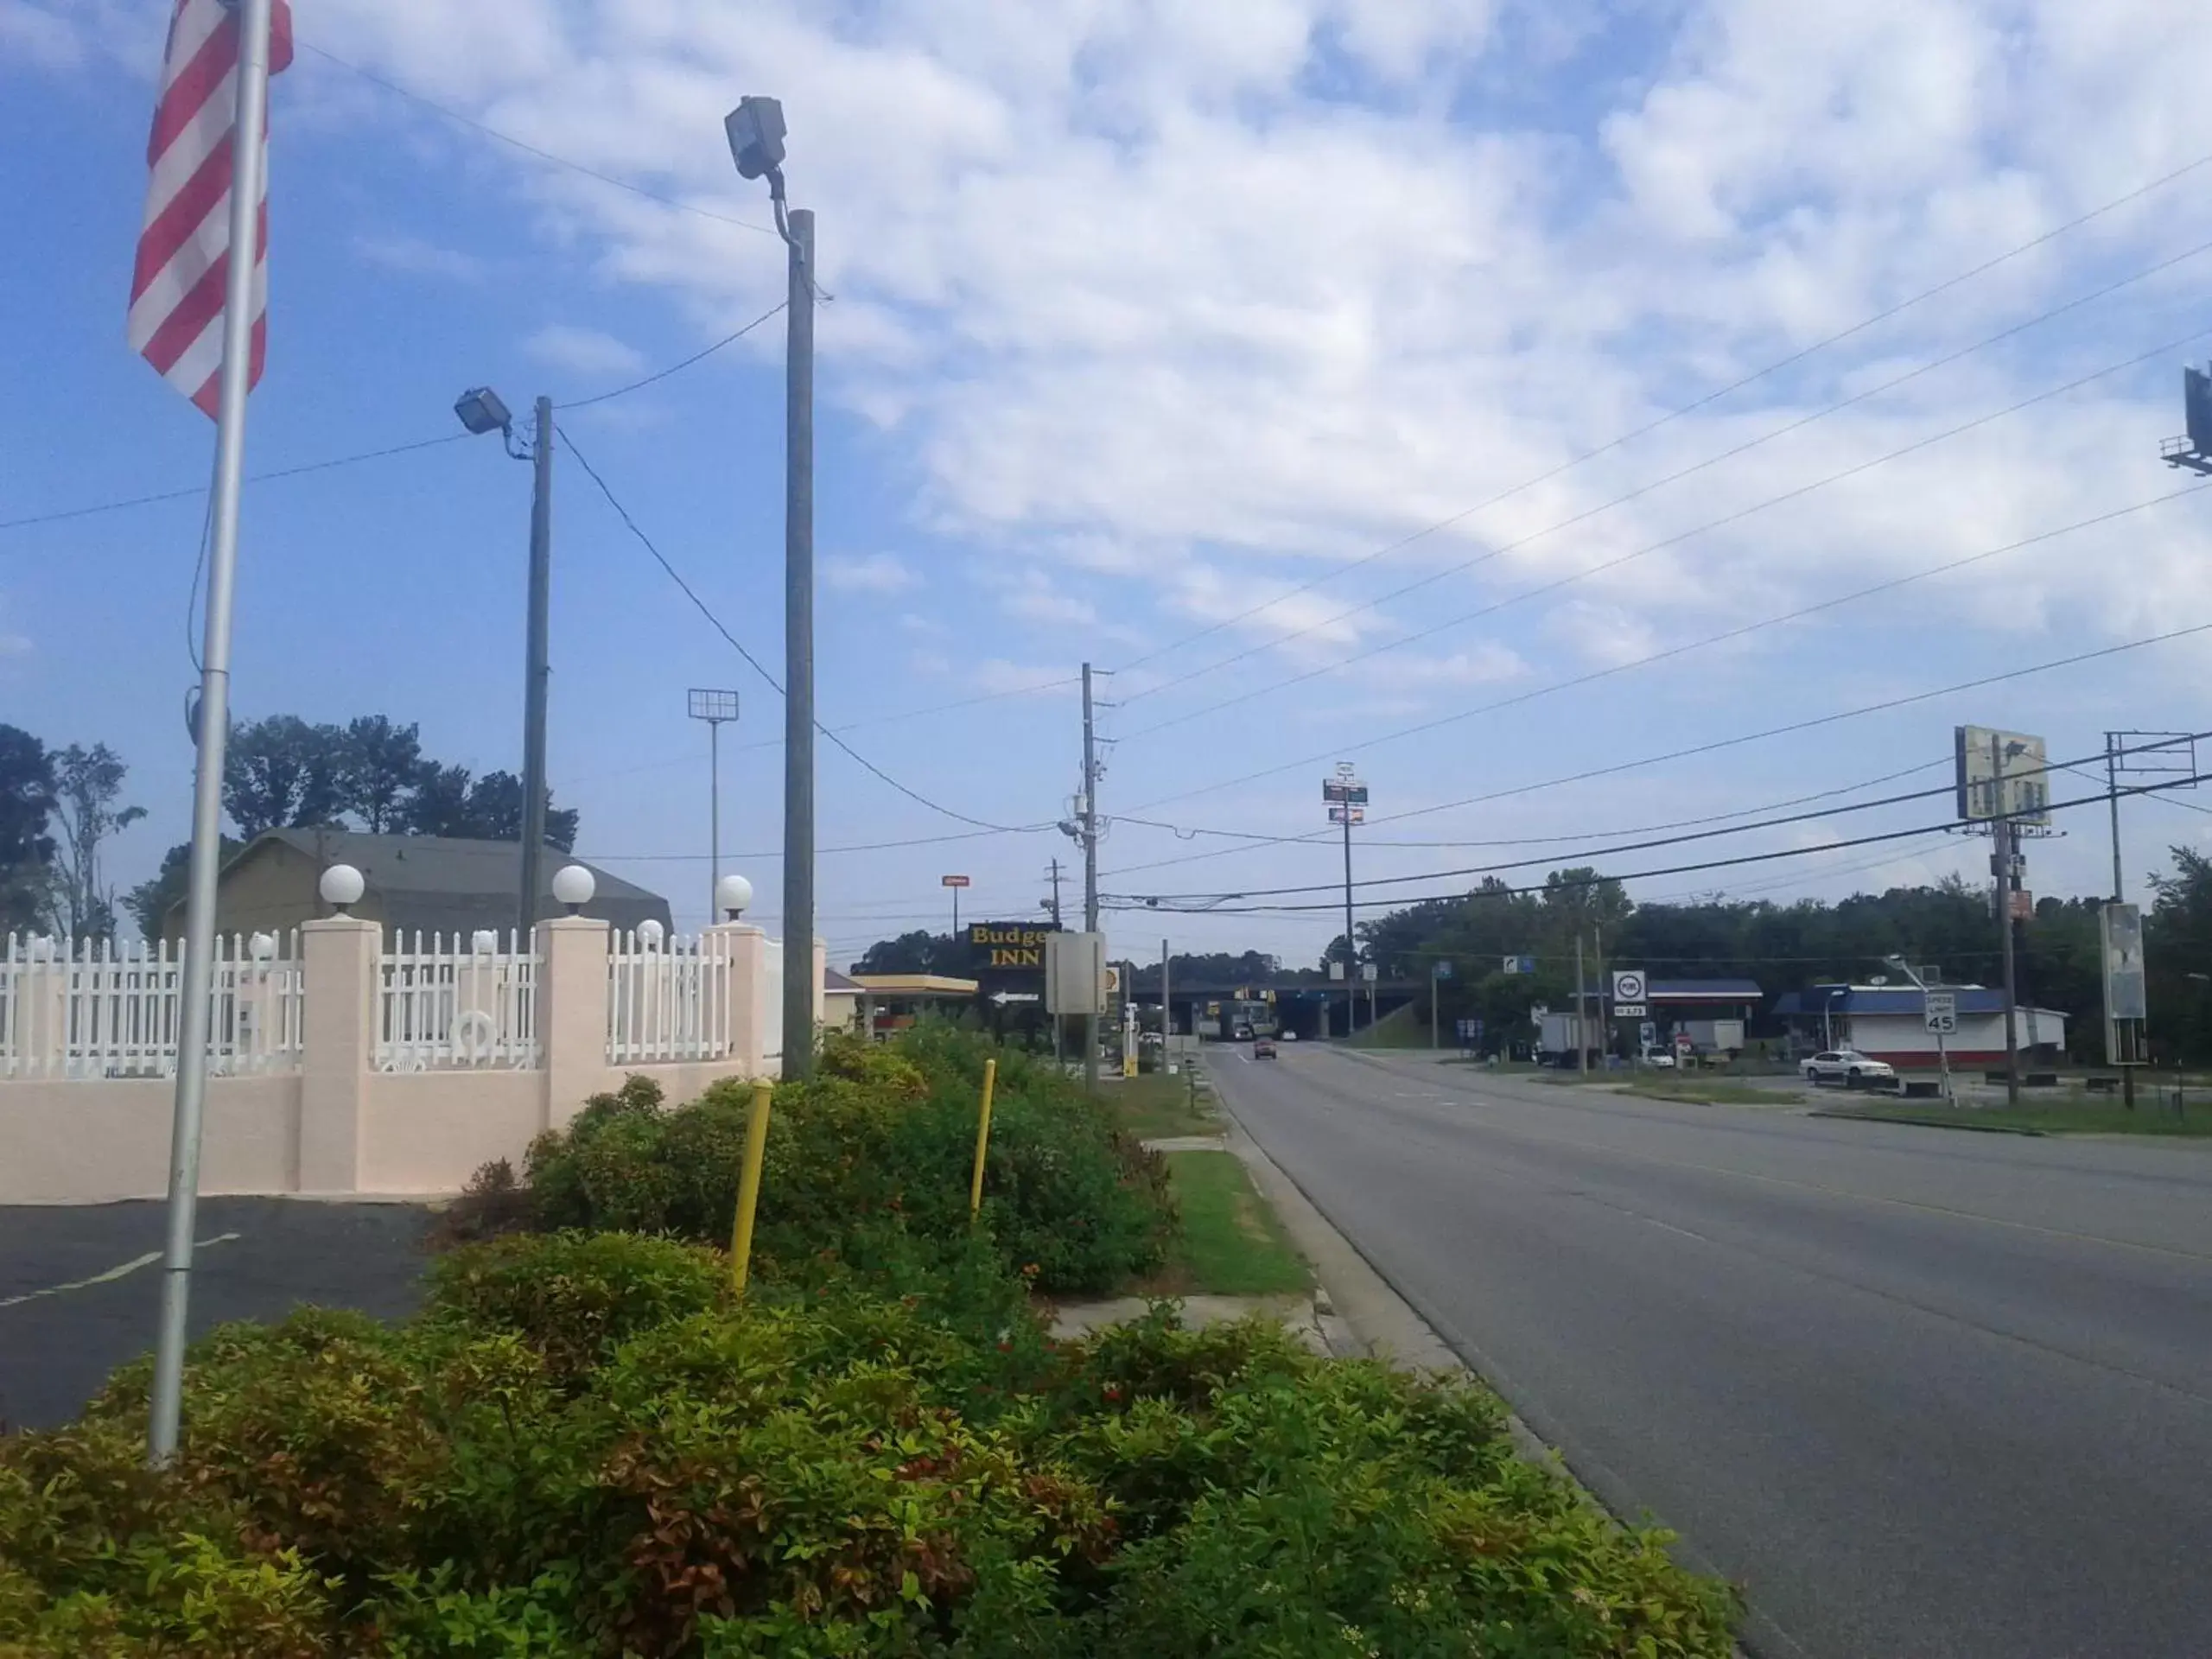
<box><xmin>515</xmin><ymin>1029</ymin><xmax>1173</xmax><ymax>1296</ymax></box>
<box><xmin>0</xmin><ymin>1261</ymin><xmax>1734</xmax><ymax>1658</ymax></box>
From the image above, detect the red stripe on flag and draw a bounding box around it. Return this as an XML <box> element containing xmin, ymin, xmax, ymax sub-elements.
<box><xmin>145</xmin><ymin>9</ymin><xmax>238</xmax><ymax>164</ymax></box>
<box><xmin>141</xmin><ymin>249</ymin><xmax>231</xmax><ymax>376</ymax></box>
<box><xmin>129</xmin><ymin>140</ymin><xmax>231</xmax><ymax>308</ymax></box>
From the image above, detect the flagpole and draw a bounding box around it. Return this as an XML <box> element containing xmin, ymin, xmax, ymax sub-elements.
<box><xmin>148</xmin><ymin>0</ymin><xmax>277</xmax><ymax>1467</ymax></box>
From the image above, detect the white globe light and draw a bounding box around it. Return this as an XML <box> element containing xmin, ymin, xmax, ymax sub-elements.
<box><xmin>248</xmin><ymin>931</ymin><xmax>277</xmax><ymax>961</ymax></box>
<box><xmin>550</xmin><ymin>864</ymin><xmax>596</xmax><ymax>912</ymax></box>
<box><xmin>715</xmin><ymin>874</ymin><xmax>753</xmax><ymax>918</ymax></box>
<box><xmin>26</xmin><ymin>933</ymin><xmax>54</xmax><ymax>962</ymax></box>
<box><xmin>319</xmin><ymin>864</ymin><xmax>365</xmax><ymax>909</ymax></box>
<box><xmin>471</xmin><ymin>929</ymin><xmax>500</xmax><ymax>954</ymax></box>
<box><xmin>637</xmin><ymin>918</ymin><xmax>665</xmax><ymax>948</ymax></box>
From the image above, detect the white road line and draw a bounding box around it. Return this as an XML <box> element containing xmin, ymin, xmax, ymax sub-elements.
<box><xmin>0</xmin><ymin>1232</ymin><xmax>241</xmax><ymax>1310</ymax></box>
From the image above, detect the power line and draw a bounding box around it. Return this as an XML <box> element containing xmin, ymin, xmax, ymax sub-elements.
<box><xmin>0</xmin><ymin>433</ymin><xmax>468</xmax><ymax>540</ymax></box>
<box><xmin>299</xmin><ymin>43</ymin><xmax>778</xmax><ymax>237</ymax></box>
<box><xmin>1108</xmin><ymin>755</ymin><xmax>1955</xmax><ymax>854</ymax></box>
<box><xmin>1124</xmin><ymin>475</ymin><xmax>2212</xmax><ymax>814</ymax></box>
<box><xmin>1122</xmin><ymin>321</ymin><xmax>2212</xmax><ymax>741</ymax></box>
<box><xmin>1102</xmin><ymin>617</ymin><xmax>2212</xmax><ymax>882</ymax></box>
<box><xmin>1120</xmin><ymin>774</ymin><xmax>2209</xmax><ymax>915</ymax></box>
<box><xmin>1109</xmin><ymin>148</ymin><xmax>2212</xmax><ymax>680</ymax></box>
<box><xmin>554</xmin><ymin>302</ymin><xmax>788</xmax><ymax>410</ymax></box>
<box><xmin>556</xmin><ymin>425</ymin><xmax>1052</xmax><ymax>838</ymax></box>
<box><xmin>1112</xmin><ymin>734</ymin><xmax>2209</xmax><ymax>905</ymax></box>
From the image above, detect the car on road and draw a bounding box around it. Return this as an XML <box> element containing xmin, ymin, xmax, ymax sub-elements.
<box><xmin>1253</xmin><ymin>1038</ymin><xmax>1278</xmax><ymax>1058</ymax></box>
<box><xmin>1231</xmin><ymin>1023</ymin><xmax>1255</xmax><ymax>1041</ymax></box>
<box><xmin>1802</xmin><ymin>1049</ymin><xmax>1896</xmax><ymax>1087</ymax></box>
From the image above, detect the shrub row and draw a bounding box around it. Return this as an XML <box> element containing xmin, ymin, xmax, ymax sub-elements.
<box><xmin>496</xmin><ymin>1027</ymin><xmax>1174</xmax><ymax>1297</ymax></box>
<box><xmin>0</xmin><ymin>1230</ymin><xmax>1738</xmax><ymax>1656</ymax></box>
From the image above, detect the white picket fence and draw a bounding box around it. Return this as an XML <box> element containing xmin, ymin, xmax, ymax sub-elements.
<box><xmin>0</xmin><ymin>931</ymin><xmax>303</xmax><ymax>1080</ymax></box>
<box><xmin>375</xmin><ymin>931</ymin><xmax>540</xmax><ymax>1071</ymax></box>
<box><xmin>607</xmin><ymin>928</ymin><xmax>735</xmax><ymax>1064</ymax></box>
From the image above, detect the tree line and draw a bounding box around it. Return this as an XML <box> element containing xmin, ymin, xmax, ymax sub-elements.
<box><xmin>0</xmin><ymin>715</ymin><xmax>580</xmax><ymax>943</ymax></box>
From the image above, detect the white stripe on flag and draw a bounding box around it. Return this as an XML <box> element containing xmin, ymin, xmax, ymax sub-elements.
<box><xmin>142</xmin><ymin>66</ymin><xmax>236</xmax><ymax>224</ymax></box>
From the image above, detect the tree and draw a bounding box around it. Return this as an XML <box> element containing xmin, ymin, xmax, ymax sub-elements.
<box><xmin>336</xmin><ymin>715</ymin><xmax>429</xmax><ymax>831</ymax></box>
<box><xmin>0</xmin><ymin>723</ymin><xmax>55</xmax><ymax>933</ymax></box>
<box><xmin>850</xmin><ymin>931</ymin><xmax>976</xmax><ymax>976</ymax></box>
<box><xmin>404</xmin><ymin>765</ymin><xmax>577</xmax><ymax>850</ymax></box>
<box><xmin>224</xmin><ymin>715</ymin><xmax>345</xmax><ymax>837</ymax></box>
<box><xmin>43</xmin><ymin>743</ymin><xmax>144</xmax><ymax>940</ymax></box>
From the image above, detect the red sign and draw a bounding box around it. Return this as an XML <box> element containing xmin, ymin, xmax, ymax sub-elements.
<box><xmin>941</xmin><ymin>874</ymin><xmax>971</xmax><ymax>887</ymax></box>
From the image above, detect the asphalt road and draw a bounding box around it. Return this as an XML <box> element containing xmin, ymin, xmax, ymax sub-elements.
<box><xmin>0</xmin><ymin>1198</ymin><xmax>432</xmax><ymax>1431</ymax></box>
<box><xmin>1210</xmin><ymin>1046</ymin><xmax>2212</xmax><ymax>1659</ymax></box>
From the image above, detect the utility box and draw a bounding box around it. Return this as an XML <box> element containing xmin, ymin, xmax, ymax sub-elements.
<box><xmin>1046</xmin><ymin>931</ymin><xmax>1107</xmax><ymax>1015</ymax></box>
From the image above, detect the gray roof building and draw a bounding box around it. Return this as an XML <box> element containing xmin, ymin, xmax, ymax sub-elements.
<box><xmin>161</xmin><ymin>829</ymin><xmax>671</xmax><ymax>943</ymax></box>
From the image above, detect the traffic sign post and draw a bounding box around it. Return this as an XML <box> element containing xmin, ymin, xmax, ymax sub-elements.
<box><xmin>1922</xmin><ymin>989</ymin><xmax>1957</xmax><ymax>1104</ymax></box>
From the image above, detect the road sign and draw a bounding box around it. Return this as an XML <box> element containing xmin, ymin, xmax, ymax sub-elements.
<box><xmin>940</xmin><ymin>874</ymin><xmax>970</xmax><ymax>888</ymax></box>
<box><xmin>1359</xmin><ymin>963</ymin><xmax>1378</xmax><ymax>982</ymax></box>
<box><xmin>1433</xmin><ymin>961</ymin><xmax>1452</xmax><ymax>979</ymax></box>
<box><xmin>1329</xmin><ymin>962</ymin><xmax>1346</xmax><ymax>981</ymax></box>
<box><xmin>1674</xmin><ymin>1031</ymin><xmax>1693</xmax><ymax>1053</ymax></box>
<box><xmin>1611</xmin><ymin>970</ymin><xmax>1645</xmax><ymax>1003</ymax></box>
<box><xmin>1613</xmin><ymin>1002</ymin><xmax>1647</xmax><ymax>1020</ymax></box>
<box><xmin>1923</xmin><ymin>990</ymin><xmax>1957</xmax><ymax>1035</ymax></box>
<box><xmin>1639</xmin><ymin>1021</ymin><xmax>1656</xmax><ymax>1044</ymax></box>
<box><xmin>1502</xmin><ymin>955</ymin><xmax>1536</xmax><ymax>975</ymax></box>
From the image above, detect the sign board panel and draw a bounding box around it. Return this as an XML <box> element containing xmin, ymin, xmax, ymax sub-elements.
<box><xmin>1675</xmin><ymin>1031</ymin><xmax>1694</xmax><ymax>1053</ymax></box>
<box><xmin>940</xmin><ymin>874</ymin><xmax>970</xmax><ymax>888</ymax></box>
<box><xmin>1433</xmin><ymin>961</ymin><xmax>1452</xmax><ymax>979</ymax></box>
<box><xmin>1501</xmin><ymin>955</ymin><xmax>1537</xmax><ymax>975</ymax></box>
<box><xmin>1955</xmin><ymin>727</ymin><xmax>2051</xmax><ymax>825</ymax></box>
<box><xmin>1321</xmin><ymin>780</ymin><xmax>1370</xmax><ymax>804</ymax></box>
<box><xmin>1639</xmin><ymin>1021</ymin><xmax>1656</xmax><ymax>1044</ymax></box>
<box><xmin>1327</xmin><ymin>805</ymin><xmax>1365</xmax><ymax>824</ymax></box>
<box><xmin>969</xmin><ymin>921</ymin><xmax>1059</xmax><ymax>993</ymax></box>
<box><xmin>2006</xmin><ymin>889</ymin><xmax>2034</xmax><ymax>921</ymax></box>
<box><xmin>1359</xmin><ymin>963</ymin><xmax>1378</xmax><ymax>982</ymax></box>
<box><xmin>1044</xmin><ymin>931</ymin><xmax>1106</xmax><ymax>1015</ymax></box>
<box><xmin>2101</xmin><ymin>902</ymin><xmax>2147</xmax><ymax>1021</ymax></box>
<box><xmin>1329</xmin><ymin>962</ymin><xmax>1346</xmax><ymax>981</ymax></box>
<box><xmin>1611</xmin><ymin>970</ymin><xmax>1645</xmax><ymax>1003</ymax></box>
<box><xmin>1923</xmin><ymin>990</ymin><xmax>1957</xmax><ymax>1035</ymax></box>
<box><xmin>1103</xmin><ymin>965</ymin><xmax>1121</xmax><ymax>996</ymax></box>
<box><xmin>1613</xmin><ymin>1002</ymin><xmax>1647</xmax><ymax>1020</ymax></box>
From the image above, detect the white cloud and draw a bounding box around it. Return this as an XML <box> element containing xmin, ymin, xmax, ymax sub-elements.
<box><xmin>524</xmin><ymin>324</ymin><xmax>645</xmax><ymax>378</ymax></box>
<box><xmin>0</xmin><ymin>1</ymin><xmax>86</xmax><ymax>69</ymax></box>
<box><xmin>825</xmin><ymin>552</ymin><xmax>922</xmax><ymax>594</ymax></box>
<box><xmin>353</xmin><ymin>232</ymin><xmax>486</xmax><ymax>283</ymax></box>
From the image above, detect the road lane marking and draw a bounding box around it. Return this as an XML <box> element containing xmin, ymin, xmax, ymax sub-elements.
<box><xmin>0</xmin><ymin>1233</ymin><xmax>241</xmax><ymax>1310</ymax></box>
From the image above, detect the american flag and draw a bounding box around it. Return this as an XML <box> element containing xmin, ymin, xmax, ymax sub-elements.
<box><xmin>127</xmin><ymin>0</ymin><xmax>294</xmax><ymax>418</ymax></box>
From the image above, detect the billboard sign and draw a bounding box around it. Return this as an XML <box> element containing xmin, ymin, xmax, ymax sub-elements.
<box><xmin>2101</xmin><ymin>902</ymin><xmax>2147</xmax><ymax>1021</ymax></box>
<box><xmin>940</xmin><ymin>874</ymin><xmax>970</xmax><ymax>888</ymax></box>
<box><xmin>1042</xmin><ymin>929</ymin><xmax>1100</xmax><ymax>1014</ymax></box>
<box><xmin>1321</xmin><ymin>780</ymin><xmax>1370</xmax><ymax>804</ymax></box>
<box><xmin>1328</xmin><ymin>804</ymin><xmax>1365</xmax><ymax>824</ymax></box>
<box><xmin>1955</xmin><ymin>727</ymin><xmax>2051</xmax><ymax>826</ymax></box>
<box><xmin>1611</xmin><ymin>970</ymin><xmax>1645</xmax><ymax>1003</ymax></box>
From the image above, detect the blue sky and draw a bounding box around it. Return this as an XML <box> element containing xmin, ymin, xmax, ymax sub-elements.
<box><xmin>8</xmin><ymin>0</ymin><xmax>2212</xmax><ymax>969</ymax></box>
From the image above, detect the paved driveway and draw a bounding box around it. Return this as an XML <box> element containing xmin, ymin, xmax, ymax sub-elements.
<box><xmin>0</xmin><ymin>1198</ymin><xmax>433</xmax><ymax>1431</ymax></box>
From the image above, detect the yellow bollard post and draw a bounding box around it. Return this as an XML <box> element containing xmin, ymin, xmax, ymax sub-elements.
<box><xmin>969</xmin><ymin>1058</ymin><xmax>998</xmax><ymax>1218</ymax></box>
<box><xmin>729</xmin><ymin>1078</ymin><xmax>773</xmax><ymax>1294</ymax></box>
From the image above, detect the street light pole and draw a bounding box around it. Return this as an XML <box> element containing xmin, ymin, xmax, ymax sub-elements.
<box><xmin>688</xmin><ymin>690</ymin><xmax>740</xmax><ymax>924</ymax></box>
<box><xmin>1993</xmin><ymin>731</ymin><xmax>2022</xmax><ymax>1110</ymax></box>
<box><xmin>725</xmin><ymin>94</ymin><xmax>815</xmax><ymax>1077</ymax></box>
<box><xmin>519</xmin><ymin>397</ymin><xmax>553</xmax><ymax>944</ymax></box>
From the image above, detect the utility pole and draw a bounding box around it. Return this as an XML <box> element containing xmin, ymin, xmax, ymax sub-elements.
<box><xmin>1046</xmin><ymin>857</ymin><xmax>1063</xmax><ymax>926</ymax></box>
<box><xmin>2105</xmin><ymin>733</ymin><xmax>2135</xmax><ymax>1109</ymax></box>
<box><xmin>1342</xmin><ymin>808</ymin><xmax>1355</xmax><ymax>1039</ymax></box>
<box><xmin>1574</xmin><ymin>932</ymin><xmax>1588</xmax><ymax>1077</ymax></box>
<box><xmin>1993</xmin><ymin>730</ymin><xmax>2021</xmax><ymax>1109</ymax></box>
<box><xmin>1161</xmin><ymin>937</ymin><xmax>1172</xmax><ymax>1060</ymax></box>
<box><xmin>780</xmin><ymin>207</ymin><xmax>817</xmax><ymax>1077</ymax></box>
<box><xmin>1082</xmin><ymin>663</ymin><xmax>1100</xmax><ymax>1093</ymax></box>
<box><xmin>518</xmin><ymin>396</ymin><xmax>553</xmax><ymax>944</ymax></box>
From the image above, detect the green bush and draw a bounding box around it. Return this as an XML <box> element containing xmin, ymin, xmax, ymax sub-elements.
<box><xmin>514</xmin><ymin>1027</ymin><xmax>1173</xmax><ymax>1295</ymax></box>
<box><xmin>0</xmin><ymin>1246</ymin><xmax>1736</xmax><ymax>1658</ymax></box>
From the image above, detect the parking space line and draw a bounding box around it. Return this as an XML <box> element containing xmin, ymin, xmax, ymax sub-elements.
<box><xmin>0</xmin><ymin>1232</ymin><xmax>241</xmax><ymax>1310</ymax></box>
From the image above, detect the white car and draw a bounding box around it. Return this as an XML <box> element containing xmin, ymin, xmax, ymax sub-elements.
<box><xmin>1802</xmin><ymin>1049</ymin><xmax>1896</xmax><ymax>1087</ymax></box>
<box><xmin>1641</xmin><ymin>1048</ymin><xmax>1676</xmax><ymax>1069</ymax></box>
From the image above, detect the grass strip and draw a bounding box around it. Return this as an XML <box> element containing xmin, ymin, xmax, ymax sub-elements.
<box><xmin>1159</xmin><ymin>1149</ymin><xmax>1312</xmax><ymax>1296</ymax></box>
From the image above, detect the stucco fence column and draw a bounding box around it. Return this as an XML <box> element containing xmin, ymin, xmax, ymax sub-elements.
<box><xmin>297</xmin><ymin>915</ymin><xmax>379</xmax><ymax>1192</ymax></box>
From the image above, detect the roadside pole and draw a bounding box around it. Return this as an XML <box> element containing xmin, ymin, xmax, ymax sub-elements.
<box><xmin>2106</xmin><ymin>734</ymin><xmax>2137</xmax><ymax>1110</ymax></box>
<box><xmin>1341</xmin><ymin>806</ymin><xmax>1355</xmax><ymax>1039</ymax></box>
<box><xmin>1430</xmin><ymin>962</ymin><xmax>1440</xmax><ymax>1051</ymax></box>
<box><xmin>780</xmin><ymin>206</ymin><xmax>817</xmax><ymax>1079</ymax></box>
<box><xmin>1082</xmin><ymin>663</ymin><xmax>1099</xmax><ymax>1094</ymax></box>
<box><xmin>1160</xmin><ymin>938</ymin><xmax>1171</xmax><ymax>1069</ymax></box>
<box><xmin>1993</xmin><ymin>731</ymin><xmax>2021</xmax><ymax>1109</ymax></box>
<box><xmin>518</xmin><ymin>397</ymin><xmax>553</xmax><ymax>942</ymax></box>
<box><xmin>1574</xmin><ymin>933</ymin><xmax>1587</xmax><ymax>1077</ymax></box>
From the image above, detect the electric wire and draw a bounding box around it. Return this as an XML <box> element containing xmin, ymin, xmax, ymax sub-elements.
<box><xmin>1101</xmin><ymin>618</ymin><xmax>2212</xmax><ymax>882</ymax></box>
<box><xmin>1124</xmin><ymin>474</ymin><xmax>2212</xmax><ymax>814</ymax></box>
<box><xmin>557</xmin><ymin>426</ymin><xmax>1052</xmax><ymax>837</ymax></box>
<box><xmin>1114</xmin><ymin>774</ymin><xmax>2208</xmax><ymax>915</ymax></box>
<box><xmin>1109</xmin><ymin>149</ymin><xmax>2212</xmax><ymax>681</ymax></box>
<box><xmin>554</xmin><ymin>302</ymin><xmax>788</xmax><ymax>410</ymax></box>
<box><xmin>299</xmin><ymin>43</ymin><xmax>778</xmax><ymax>237</ymax></box>
<box><xmin>1122</xmin><ymin>323</ymin><xmax>2212</xmax><ymax>742</ymax></box>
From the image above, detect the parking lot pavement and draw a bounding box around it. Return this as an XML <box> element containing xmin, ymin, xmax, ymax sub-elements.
<box><xmin>0</xmin><ymin>1198</ymin><xmax>434</xmax><ymax>1431</ymax></box>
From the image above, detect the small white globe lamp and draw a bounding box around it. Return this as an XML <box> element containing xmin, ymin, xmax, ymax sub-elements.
<box><xmin>320</xmin><ymin>864</ymin><xmax>365</xmax><ymax>916</ymax></box>
<box><xmin>471</xmin><ymin>929</ymin><xmax>500</xmax><ymax>955</ymax></box>
<box><xmin>636</xmin><ymin>918</ymin><xmax>665</xmax><ymax>949</ymax></box>
<box><xmin>715</xmin><ymin>874</ymin><xmax>753</xmax><ymax>921</ymax></box>
<box><xmin>551</xmin><ymin>864</ymin><xmax>596</xmax><ymax>915</ymax></box>
<box><xmin>248</xmin><ymin>931</ymin><xmax>277</xmax><ymax>962</ymax></box>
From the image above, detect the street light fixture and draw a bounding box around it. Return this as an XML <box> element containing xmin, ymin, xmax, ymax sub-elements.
<box><xmin>456</xmin><ymin>384</ymin><xmax>555</xmax><ymax>942</ymax></box>
<box><xmin>725</xmin><ymin>92</ymin><xmax>816</xmax><ymax>1077</ymax></box>
<box><xmin>689</xmin><ymin>689</ymin><xmax>741</xmax><ymax>921</ymax></box>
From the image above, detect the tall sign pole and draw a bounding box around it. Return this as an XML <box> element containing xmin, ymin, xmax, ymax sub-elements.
<box><xmin>518</xmin><ymin>397</ymin><xmax>553</xmax><ymax>941</ymax></box>
<box><xmin>1082</xmin><ymin>663</ymin><xmax>1100</xmax><ymax>1092</ymax></box>
<box><xmin>1992</xmin><ymin>730</ymin><xmax>2022</xmax><ymax>1109</ymax></box>
<box><xmin>1324</xmin><ymin>764</ymin><xmax>1365</xmax><ymax>1039</ymax></box>
<box><xmin>141</xmin><ymin>0</ymin><xmax>286</xmax><ymax>1466</ymax></box>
